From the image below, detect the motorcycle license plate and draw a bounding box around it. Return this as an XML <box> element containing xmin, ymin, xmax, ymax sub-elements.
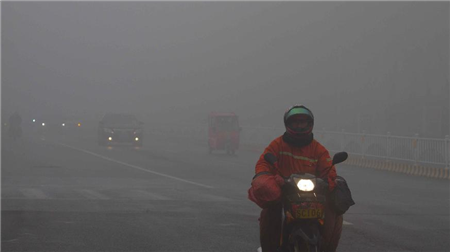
<box><xmin>295</xmin><ymin>209</ymin><xmax>323</xmax><ymax>219</ymax></box>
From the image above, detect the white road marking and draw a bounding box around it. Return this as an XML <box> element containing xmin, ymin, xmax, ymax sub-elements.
<box><xmin>2</xmin><ymin>239</ymin><xmax>19</xmax><ymax>243</ymax></box>
<box><xmin>19</xmin><ymin>189</ymin><xmax>50</xmax><ymax>199</ymax></box>
<box><xmin>56</xmin><ymin>142</ymin><xmax>214</xmax><ymax>189</ymax></box>
<box><xmin>132</xmin><ymin>190</ymin><xmax>171</xmax><ymax>200</ymax></box>
<box><xmin>343</xmin><ymin>220</ymin><xmax>353</xmax><ymax>225</ymax></box>
<box><xmin>78</xmin><ymin>189</ymin><xmax>110</xmax><ymax>200</ymax></box>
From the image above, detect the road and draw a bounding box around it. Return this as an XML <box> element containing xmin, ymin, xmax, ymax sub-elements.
<box><xmin>2</xmin><ymin>130</ymin><xmax>449</xmax><ymax>251</ymax></box>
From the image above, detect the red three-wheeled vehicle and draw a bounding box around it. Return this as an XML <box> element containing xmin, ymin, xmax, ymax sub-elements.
<box><xmin>207</xmin><ymin>112</ymin><xmax>241</xmax><ymax>155</ymax></box>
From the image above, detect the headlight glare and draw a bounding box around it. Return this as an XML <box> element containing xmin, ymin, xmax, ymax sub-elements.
<box><xmin>295</xmin><ymin>178</ymin><xmax>315</xmax><ymax>191</ymax></box>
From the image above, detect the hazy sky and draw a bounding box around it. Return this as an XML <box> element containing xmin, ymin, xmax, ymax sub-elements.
<box><xmin>2</xmin><ymin>2</ymin><xmax>449</xmax><ymax>135</ymax></box>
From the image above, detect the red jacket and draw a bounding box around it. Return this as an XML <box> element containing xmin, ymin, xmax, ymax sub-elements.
<box><xmin>255</xmin><ymin>136</ymin><xmax>337</xmax><ymax>191</ymax></box>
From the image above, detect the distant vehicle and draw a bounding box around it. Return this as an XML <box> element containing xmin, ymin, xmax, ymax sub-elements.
<box><xmin>60</xmin><ymin>119</ymin><xmax>83</xmax><ymax>130</ymax></box>
<box><xmin>30</xmin><ymin>116</ymin><xmax>59</xmax><ymax>136</ymax></box>
<box><xmin>8</xmin><ymin>112</ymin><xmax>23</xmax><ymax>140</ymax></box>
<box><xmin>98</xmin><ymin>113</ymin><xmax>144</xmax><ymax>147</ymax></box>
<box><xmin>208</xmin><ymin>112</ymin><xmax>241</xmax><ymax>155</ymax></box>
<box><xmin>32</xmin><ymin>116</ymin><xmax>82</xmax><ymax>135</ymax></box>
<box><xmin>8</xmin><ymin>124</ymin><xmax>22</xmax><ymax>140</ymax></box>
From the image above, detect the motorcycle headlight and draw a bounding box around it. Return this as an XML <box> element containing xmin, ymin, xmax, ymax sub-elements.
<box><xmin>294</xmin><ymin>178</ymin><xmax>315</xmax><ymax>192</ymax></box>
<box><xmin>103</xmin><ymin>128</ymin><xmax>114</xmax><ymax>134</ymax></box>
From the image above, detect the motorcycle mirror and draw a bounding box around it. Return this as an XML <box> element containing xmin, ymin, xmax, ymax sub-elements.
<box><xmin>332</xmin><ymin>152</ymin><xmax>348</xmax><ymax>165</ymax></box>
<box><xmin>264</xmin><ymin>153</ymin><xmax>278</xmax><ymax>165</ymax></box>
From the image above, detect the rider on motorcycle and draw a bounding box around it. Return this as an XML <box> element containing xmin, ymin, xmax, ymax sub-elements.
<box><xmin>250</xmin><ymin>105</ymin><xmax>343</xmax><ymax>252</ymax></box>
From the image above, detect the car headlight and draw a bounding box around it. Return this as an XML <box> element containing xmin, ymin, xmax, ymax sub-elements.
<box><xmin>103</xmin><ymin>128</ymin><xmax>114</xmax><ymax>134</ymax></box>
<box><xmin>294</xmin><ymin>178</ymin><xmax>315</xmax><ymax>191</ymax></box>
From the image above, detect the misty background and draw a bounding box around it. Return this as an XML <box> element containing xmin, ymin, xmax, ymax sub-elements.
<box><xmin>2</xmin><ymin>2</ymin><xmax>449</xmax><ymax>138</ymax></box>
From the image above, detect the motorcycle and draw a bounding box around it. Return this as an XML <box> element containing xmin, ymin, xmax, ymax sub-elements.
<box><xmin>263</xmin><ymin>151</ymin><xmax>348</xmax><ymax>252</ymax></box>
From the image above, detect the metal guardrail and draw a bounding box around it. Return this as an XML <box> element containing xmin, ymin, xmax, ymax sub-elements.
<box><xmin>147</xmin><ymin>124</ymin><xmax>450</xmax><ymax>168</ymax></box>
<box><xmin>316</xmin><ymin>131</ymin><xmax>449</xmax><ymax>167</ymax></box>
<box><xmin>239</xmin><ymin>126</ymin><xmax>450</xmax><ymax>168</ymax></box>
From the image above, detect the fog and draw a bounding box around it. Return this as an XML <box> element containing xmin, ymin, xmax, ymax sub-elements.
<box><xmin>2</xmin><ymin>2</ymin><xmax>449</xmax><ymax>137</ymax></box>
<box><xmin>2</xmin><ymin>3</ymin><xmax>450</xmax><ymax>251</ymax></box>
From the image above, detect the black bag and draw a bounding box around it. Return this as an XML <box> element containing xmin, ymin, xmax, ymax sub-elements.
<box><xmin>330</xmin><ymin>176</ymin><xmax>355</xmax><ymax>215</ymax></box>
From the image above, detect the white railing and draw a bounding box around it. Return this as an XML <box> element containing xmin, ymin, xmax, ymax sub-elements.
<box><xmin>317</xmin><ymin>131</ymin><xmax>449</xmax><ymax>167</ymax></box>
<box><xmin>146</xmin><ymin>123</ymin><xmax>450</xmax><ymax>168</ymax></box>
<box><xmin>239</xmin><ymin>126</ymin><xmax>450</xmax><ymax>168</ymax></box>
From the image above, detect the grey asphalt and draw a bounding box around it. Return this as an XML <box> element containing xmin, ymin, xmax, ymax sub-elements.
<box><xmin>2</xmin><ymin>130</ymin><xmax>449</xmax><ymax>252</ymax></box>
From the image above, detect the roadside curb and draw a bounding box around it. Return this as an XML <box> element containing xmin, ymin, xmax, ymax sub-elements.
<box><xmin>239</xmin><ymin>144</ymin><xmax>450</xmax><ymax>180</ymax></box>
<box><xmin>345</xmin><ymin>157</ymin><xmax>450</xmax><ymax>180</ymax></box>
